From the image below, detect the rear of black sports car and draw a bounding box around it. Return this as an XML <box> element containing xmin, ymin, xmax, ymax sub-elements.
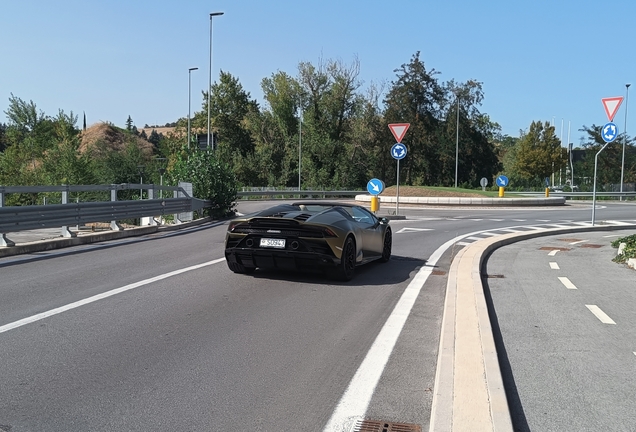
<box><xmin>224</xmin><ymin>206</ymin><xmax>348</xmax><ymax>275</ymax></box>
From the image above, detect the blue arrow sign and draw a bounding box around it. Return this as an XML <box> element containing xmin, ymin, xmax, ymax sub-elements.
<box><xmin>391</xmin><ymin>143</ymin><xmax>407</xmax><ymax>160</ymax></box>
<box><xmin>496</xmin><ymin>175</ymin><xmax>509</xmax><ymax>187</ymax></box>
<box><xmin>602</xmin><ymin>122</ymin><xmax>618</xmax><ymax>143</ymax></box>
<box><xmin>367</xmin><ymin>178</ymin><xmax>384</xmax><ymax>196</ymax></box>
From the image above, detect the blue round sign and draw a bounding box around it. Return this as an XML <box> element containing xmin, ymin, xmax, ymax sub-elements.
<box><xmin>391</xmin><ymin>143</ymin><xmax>407</xmax><ymax>160</ymax></box>
<box><xmin>496</xmin><ymin>175</ymin><xmax>509</xmax><ymax>187</ymax></box>
<box><xmin>367</xmin><ymin>178</ymin><xmax>384</xmax><ymax>196</ymax></box>
<box><xmin>602</xmin><ymin>122</ymin><xmax>618</xmax><ymax>143</ymax></box>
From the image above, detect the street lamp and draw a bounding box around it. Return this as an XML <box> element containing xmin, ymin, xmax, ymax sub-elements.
<box><xmin>454</xmin><ymin>93</ymin><xmax>459</xmax><ymax>188</ymax></box>
<box><xmin>620</xmin><ymin>83</ymin><xmax>631</xmax><ymax>199</ymax></box>
<box><xmin>156</xmin><ymin>158</ymin><xmax>166</xmax><ymax>198</ymax></box>
<box><xmin>298</xmin><ymin>96</ymin><xmax>303</xmax><ymax>191</ymax></box>
<box><xmin>207</xmin><ymin>11</ymin><xmax>224</xmax><ymax>149</ymax></box>
<box><xmin>137</xmin><ymin>165</ymin><xmax>145</xmax><ymax>199</ymax></box>
<box><xmin>188</xmin><ymin>67</ymin><xmax>198</xmax><ymax>149</ymax></box>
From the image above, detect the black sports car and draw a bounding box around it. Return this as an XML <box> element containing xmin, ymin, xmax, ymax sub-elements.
<box><xmin>224</xmin><ymin>202</ymin><xmax>392</xmax><ymax>280</ymax></box>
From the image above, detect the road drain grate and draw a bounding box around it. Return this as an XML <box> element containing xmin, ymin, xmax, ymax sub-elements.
<box><xmin>353</xmin><ymin>419</ymin><xmax>421</xmax><ymax>432</ymax></box>
<box><xmin>484</xmin><ymin>274</ymin><xmax>505</xmax><ymax>278</ymax></box>
<box><xmin>432</xmin><ymin>270</ymin><xmax>446</xmax><ymax>276</ymax></box>
<box><xmin>539</xmin><ymin>247</ymin><xmax>571</xmax><ymax>251</ymax></box>
<box><xmin>581</xmin><ymin>244</ymin><xmax>603</xmax><ymax>248</ymax></box>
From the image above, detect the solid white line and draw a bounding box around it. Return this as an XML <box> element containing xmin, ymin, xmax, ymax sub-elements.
<box><xmin>558</xmin><ymin>277</ymin><xmax>577</xmax><ymax>289</ymax></box>
<box><xmin>500</xmin><ymin>228</ymin><xmax>522</xmax><ymax>233</ymax></box>
<box><xmin>466</xmin><ymin>236</ymin><xmax>483</xmax><ymax>241</ymax></box>
<box><xmin>545</xmin><ymin>224</ymin><xmax>571</xmax><ymax>228</ymax></box>
<box><xmin>609</xmin><ymin>220</ymin><xmax>633</xmax><ymax>226</ymax></box>
<box><xmin>322</xmin><ymin>232</ymin><xmax>479</xmax><ymax>432</ymax></box>
<box><xmin>0</xmin><ymin>258</ymin><xmax>226</xmax><ymax>335</ymax></box>
<box><xmin>548</xmin><ymin>250</ymin><xmax>559</xmax><ymax>256</ymax></box>
<box><xmin>586</xmin><ymin>305</ymin><xmax>616</xmax><ymax>324</ymax></box>
<box><xmin>549</xmin><ymin>262</ymin><xmax>560</xmax><ymax>270</ymax></box>
<box><xmin>481</xmin><ymin>232</ymin><xmax>499</xmax><ymax>237</ymax></box>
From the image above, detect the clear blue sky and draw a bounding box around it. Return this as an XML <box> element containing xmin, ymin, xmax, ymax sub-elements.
<box><xmin>2</xmin><ymin>0</ymin><xmax>634</xmax><ymax>146</ymax></box>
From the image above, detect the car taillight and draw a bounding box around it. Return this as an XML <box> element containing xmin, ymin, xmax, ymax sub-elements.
<box><xmin>322</xmin><ymin>228</ymin><xmax>337</xmax><ymax>237</ymax></box>
<box><xmin>228</xmin><ymin>222</ymin><xmax>241</xmax><ymax>232</ymax></box>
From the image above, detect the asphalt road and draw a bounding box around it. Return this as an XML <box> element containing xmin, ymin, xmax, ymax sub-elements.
<box><xmin>1</xmin><ymin>200</ymin><xmax>635</xmax><ymax>431</ymax></box>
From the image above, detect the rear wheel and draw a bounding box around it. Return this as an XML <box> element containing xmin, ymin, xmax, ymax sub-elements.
<box><xmin>380</xmin><ymin>228</ymin><xmax>392</xmax><ymax>263</ymax></box>
<box><xmin>227</xmin><ymin>261</ymin><xmax>256</xmax><ymax>274</ymax></box>
<box><xmin>335</xmin><ymin>236</ymin><xmax>356</xmax><ymax>281</ymax></box>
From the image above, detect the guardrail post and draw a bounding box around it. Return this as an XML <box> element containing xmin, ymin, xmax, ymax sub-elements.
<box><xmin>110</xmin><ymin>185</ymin><xmax>123</xmax><ymax>231</ymax></box>
<box><xmin>146</xmin><ymin>186</ymin><xmax>157</xmax><ymax>226</ymax></box>
<box><xmin>173</xmin><ymin>190</ymin><xmax>182</xmax><ymax>224</ymax></box>
<box><xmin>61</xmin><ymin>185</ymin><xmax>77</xmax><ymax>238</ymax></box>
<box><xmin>0</xmin><ymin>187</ymin><xmax>15</xmax><ymax>247</ymax></box>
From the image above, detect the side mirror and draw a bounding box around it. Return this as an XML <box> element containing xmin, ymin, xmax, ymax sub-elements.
<box><xmin>380</xmin><ymin>217</ymin><xmax>389</xmax><ymax>225</ymax></box>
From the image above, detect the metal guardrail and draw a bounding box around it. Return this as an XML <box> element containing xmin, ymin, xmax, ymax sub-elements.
<box><xmin>237</xmin><ymin>190</ymin><xmax>365</xmax><ymax>198</ymax></box>
<box><xmin>507</xmin><ymin>191</ymin><xmax>636</xmax><ymax>198</ymax></box>
<box><xmin>0</xmin><ymin>183</ymin><xmax>209</xmax><ymax>247</ymax></box>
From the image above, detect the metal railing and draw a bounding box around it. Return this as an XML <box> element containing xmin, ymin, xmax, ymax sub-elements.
<box><xmin>237</xmin><ymin>189</ymin><xmax>365</xmax><ymax>199</ymax></box>
<box><xmin>0</xmin><ymin>183</ymin><xmax>209</xmax><ymax>247</ymax></box>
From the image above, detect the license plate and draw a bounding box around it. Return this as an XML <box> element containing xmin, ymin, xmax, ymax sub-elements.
<box><xmin>260</xmin><ymin>238</ymin><xmax>286</xmax><ymax>248</ymax></box>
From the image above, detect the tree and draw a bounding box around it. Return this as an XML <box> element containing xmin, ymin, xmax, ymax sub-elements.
<box><xmin>514</xmin><ymin>121</ymin><xmax>567</xmax><ymax>186</ymax></box>
<box><xmin>125</xmin><ymin>116</ymin><xmax>134</xmax><ymax>132</ymax></box>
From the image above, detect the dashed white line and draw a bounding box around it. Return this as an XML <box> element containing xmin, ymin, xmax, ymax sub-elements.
<box><xmin>549</xmin><ymin>262</ymin><xmax>560</xmax><ymax>270</ymax></box>
<box><xmin>558</xmin><ymin>277</ymin><xmax>577</xmax><ymax>289</ymax></box>
<box><xmin>586</xmin><ymin>305</ymin><xmax>616</xmax><ymax>324</ymax></box>
<box><xmin>548</xmin><ymin>250</ymin><xmax>559</xmax><ymax>256</ymax></box>
<box><xmin>569</xmin><ymin>240</ymin><xmax>589</xmax><ymax>245</ymax></box>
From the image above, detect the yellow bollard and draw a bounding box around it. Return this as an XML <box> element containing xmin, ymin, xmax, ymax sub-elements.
<box><xmin>371</xmin><ymin>196</ymin><xmax>379</xmax><ymax>212</ymax></box>
<box><xmin>545</xmin><ymin>187</ymin><xmax>550</xmax><ymax>197</ymax></box>
<box><xmin>498</xmin><ymin>186</ymin><xmax>505</xmax><ymax>197</ymax></box>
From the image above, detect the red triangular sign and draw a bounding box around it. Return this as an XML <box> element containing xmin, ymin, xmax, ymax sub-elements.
<box><xmin>602</xmin><ymin>97</ymin><xmax>624</xmax><ymax>122</ymax></box>
<box><xmin>388</xmin><ymin>123</ymin><xmax>410</xmax><ymax>143</ymax></box>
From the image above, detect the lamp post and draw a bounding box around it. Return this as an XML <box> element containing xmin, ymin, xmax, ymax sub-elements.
<box><xmin>207</xmin><ymin>12</ymin><xmax>224</xmax><ymax>149</ymax></box>
<box><xmin>137</xmin><ymin>165</ymin><xmax>145</xmax><ymax>199</ymax></box>
<box><xmin>298</xmin><ymin>96</ymin><xmax>302</xmax><ymax>191</ymax></box>
<box><xmin>156</xmin><ymin>158</ymin><xmax>166</xmax><ymax>199</ymax></box>
<box><xmin>454</xmin><ymin>93</ymin><xmax>459</xmax><ymax>188</ymax></box>
<box><xmin>620</xmin><ymin>83</ymin><xmax>631</xmax><ymax>199</ymax></box>
<box><xmin>188</xmin><ymin>67</ymin><xmax>198</xmax><ymax>149</ymax></box>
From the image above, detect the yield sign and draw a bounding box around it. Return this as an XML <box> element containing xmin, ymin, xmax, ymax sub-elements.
<box><xmin>388</xmin><ymin>123</ymin><xmax>410</xmax><ymax>143</ymax></box>
<box><xmin>602</xmin><ymin>97</ymin><xmax>624</xmax><ymax>122</ymax></box>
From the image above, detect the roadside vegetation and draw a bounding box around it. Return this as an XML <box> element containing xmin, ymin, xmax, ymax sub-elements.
<box><xmin>612</xmin><ymin>234</ymin><xmax>636</xmax><ymax>263</ymax></box>
<box><xmin>1</xmin><ymin>51</ymin><xmax>635</xmax><ymax>216</ymax></box>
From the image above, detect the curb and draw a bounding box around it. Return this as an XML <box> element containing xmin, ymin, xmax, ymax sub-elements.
<box><xmin>429</xmin><ymin>223</ymin><xmax>636</xmax><ymax>431</ymax></box>
<box><xmin>355</xmin><ymin>195</ymin><xmax>566</xmax><ymax>206</ymax></box>
<box><xmin>0</xmin><ymin>217</ymin><xmax>216</xmax><ymax>258</ymax></box>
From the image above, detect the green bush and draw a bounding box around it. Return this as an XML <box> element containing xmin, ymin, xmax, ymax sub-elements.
<box><xmin>611</xmin><ymin>234</ymin><xmax>636</xmax><ymax>263</ymax></box>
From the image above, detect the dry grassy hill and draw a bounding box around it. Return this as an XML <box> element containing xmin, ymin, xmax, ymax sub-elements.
<box><xmin>79</xmin><ymin>123</ymin><xmax>154</xmax><ymax>158</ymax></box>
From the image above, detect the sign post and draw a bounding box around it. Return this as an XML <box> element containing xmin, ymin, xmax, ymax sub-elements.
<box><xmin>388</xmin><ymin>123</ymin><xmax>410</xmax><ymax>216</ymax></box>
<box><xmin>495</xmin><ymin>175</ymin><xmax>509</xmax><ymax>197</ymax></box>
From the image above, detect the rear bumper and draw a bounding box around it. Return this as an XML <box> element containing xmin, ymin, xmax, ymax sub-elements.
<box><xmin>225</xmin><ymin>247</ymin><xmax>339</xmax><ymax>271</ymax></box>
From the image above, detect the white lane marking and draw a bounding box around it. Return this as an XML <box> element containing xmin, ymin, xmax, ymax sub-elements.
<box><xmin>604</xmin><ymin>234</ymin><xmax>622</xmax><ymax>238</ymax></box>
<box><xmin>481</xmin><ymin>232</ymin><xmax>499</xmax><ymax>237</ymax></box>
<box><xmin>322</xmin><ymin>231</ymin><xmax>482</xmax><ymax>432</ymax></box>
<box><xmin>536</xmin><ymin>219</ymin><xmax>551</xmax><ymax>222</ymax></box>
<box><xmin>512</xmin><ymin>219</ymin><xmax>526</xmax><ymax>222</ymax></box>
<box><xmin>500</xmin><ymin>228</ymin><xmax>522</xmax><ymax>233</ymax></box>
<box><xmin>572</xmin><ymin>222</ymin><xmax>593</xmax><ymax>226</ymax></box>
<box><xmin>489</xmin><ymin>219</ymin><xmax>504</xmax><ymax>222</ymax></box>
<box><xmin>469</xmin><ymin>219</ymin><xmax>483</xmax><ymax>221</ymax></box>
<box><xmin>558</xmin><ymin>277</ymin><xmax>577</xmax><ymax>289</ymax></box>
<box><xmin>586</xmin><ymin>305</ymin><xmax>616</xmax><ymax>324</ymax></box>
<box><xmin>0</xmin><ymin>258</ymin><xmax>226</xmax><ymax>335</ymax></box>
<box><xmin>545</xmin><ymin>224</ymin><xmax>571</xmax><ymax>228</ymax></box>
<box><xmin>609</xmin><ymin>220</ymin><xmax>633</xmax><ymax>226</ymax></box>
<box><xmin>569</xmin><ymin>240</ymin><xmax>589</xmax><ymax>245</ymax></box>
<box><xmin>549</xmin><ymin>262</ymin><xmax>560</xmax><ymax>270</ymax></box>
<box><xmin>548</xmin><ymin>250</ymin><xmax>559</xmax><ymax>256</ymax></box>
<box><xmin>395</xmin><ymin>227</ymin><xmax>434</xmax><ymax>234</ymax></box>
<box><xmin>455</xmin><ymin>241</ymin><xmax>471</xmax><ymax>246</ymax></box>
<box><xmin>466</xmin><ymin>236</ymin><xmax>483</xmax><ymax>241</ymax></box>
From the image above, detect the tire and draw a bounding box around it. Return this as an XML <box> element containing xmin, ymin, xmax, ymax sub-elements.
<box><xmin>380</xmin><ymin>228</ymin><xmax>392</xmax><ymax>263</ymax></box>
<box><xmin>227</xmin><ymin>261</ymin><xmax>256</xmax><ymax>274</ymax></box>
<box><xmin>335</xmin><ymin>236</ymin><xmax>356</xmax><ymax>281</ymax></box>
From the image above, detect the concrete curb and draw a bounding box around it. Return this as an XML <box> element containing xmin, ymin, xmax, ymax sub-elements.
<box><xmin>429</xmin><ymin>223</ymin><xmax>636</xmax><ymax>431</ymax></box>
<box><xmin>355</xmin><ymin>195</ymin><xmax>566</xmax><ymax>206</ymax></box>
<box><xmin>0</xmin><ymin>217</ymin><xmax>215</xmax><ymax>258</ymax></box>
